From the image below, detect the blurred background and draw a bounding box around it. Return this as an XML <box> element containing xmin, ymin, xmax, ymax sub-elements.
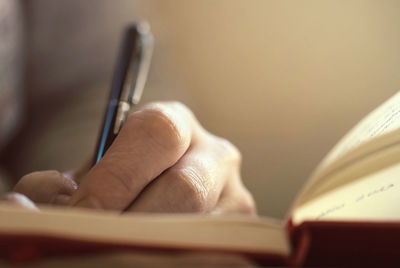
<box><xmin>0</xmin><ymin>0</ymin><xmax>399</xmax><ymax>218</ymax></box>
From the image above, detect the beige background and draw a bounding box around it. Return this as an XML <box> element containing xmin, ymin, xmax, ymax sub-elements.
<box><xmin>7</xmin><ymin>1</ymin><xmax>400</xmax><ymax>218</ymax></box>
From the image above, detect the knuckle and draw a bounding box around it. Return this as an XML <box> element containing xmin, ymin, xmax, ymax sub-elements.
<box><xmin>169</xmin><ymin>167</ymin><xmax>208</xmax><ymax>212</ymax></box>
<box><xmin>129</xmin><ymin>103</ymin><xmax>190</xmax><ymax>151</ymax></box>
<box><xmin>213</xmin><ymin>137</ymin><xmax>242</xmax><ymax>165</ymax></box>
<box><xmin>168</xmin><ymin>101</ymin><xmax>195</xmax><ymax>118</ymax></box>
<box><xmin>239</xmin><ymin>189</ymin><xmax>257</xmax><ymax>215</ymax></box>
<box><xmin>167</xmin><ymin>100</ymin><xmax>188</xmax><ymax>111</ymax></box>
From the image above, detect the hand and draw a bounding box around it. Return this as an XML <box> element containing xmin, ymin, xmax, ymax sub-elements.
<box><xmin>13</xmin><ymin>102</ymin><xmax>256</xmax><ymax>214</ymax></box>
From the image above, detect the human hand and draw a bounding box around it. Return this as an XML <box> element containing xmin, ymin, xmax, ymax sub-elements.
<box><xmin>13</xmin><ymin>102</ymin><xmax>256</xmax><ymax>214</ymax></box>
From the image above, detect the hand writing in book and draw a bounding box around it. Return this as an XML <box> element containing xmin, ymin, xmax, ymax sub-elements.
<box><xmin>12</xmin><ymin>102</ymin><xmax>256</xmax><ymax>215</ymax></box>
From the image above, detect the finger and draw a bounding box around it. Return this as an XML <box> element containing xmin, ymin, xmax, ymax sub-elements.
<box><xmin>127</xmin><ymin>136</ymin><xmax>241</xmax><ymax>213</ymax></box>
<box><xmin>70</xmin><ymin>102</ymin><xmax>201</xmax><ymax>210</ymax></box>
<box><xmin>0</xmin><ymin>193</ymin><xmax>38</xmax><ymax>210</ymax></box>
<box><xmin>211</xmin><ymin>176</ymin><xmax>257</xmax><ymax>215</ymax></box>
<box><xmin>63</xmin><ymin>157</ymin><xmax>92</xmax><ymax>185</ymax></box>
<box><xmin>14</xmin><ymin>170</ymin><xmax>78</xmax><ymax>205</ymax></box>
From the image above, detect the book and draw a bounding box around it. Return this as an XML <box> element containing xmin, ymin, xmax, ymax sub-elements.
<box><xmin>2</xmin><ymin>92</ymin><xmax>400</xmax><ymax>266</ymax></box>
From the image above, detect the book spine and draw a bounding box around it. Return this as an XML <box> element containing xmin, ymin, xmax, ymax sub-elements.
<box><xmin>286</xmin><ymin>217</ymin><xmax>312</xmax><ymax>266</ymax></box>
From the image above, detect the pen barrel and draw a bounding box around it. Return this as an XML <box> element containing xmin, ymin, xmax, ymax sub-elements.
<box><xmin>92</xmin><ymin>98</ymin><xmax>119</xmax><ymax>166</ymax></box>
<box><xmin>92</xmin><ymin>23</ymin><xmax>153</xmax><ymax>166</ymax></box>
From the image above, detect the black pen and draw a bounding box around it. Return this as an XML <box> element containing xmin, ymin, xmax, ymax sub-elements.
<box><xmin>92</xmin><ymin>23</ymin><xmax>154</xmax><ymax>166</ymax></box>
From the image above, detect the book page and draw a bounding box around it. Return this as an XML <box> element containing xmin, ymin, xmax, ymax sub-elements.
<box><xmin>292</xmin><ymin>161</ymin><xmax>400</xmax><ymax>225</ymax></box>
<box><xmin>0</xmin><ymin>206</ymin><xmax>289</xmax><ymax>257</ymax></box>
<box><xmin>317</xmin><ymin>91</ymin><xmax>400</xmax><ymax>174</ymax></box>
<box><xmin>293</xmin><ymin>128</ymin><xmax>400</xmax><ymax>207</ymax></box>
<box><xmin>292</xmin><ymin>91</ymin><xmax>400</xmax><ymax>208</ymax></box>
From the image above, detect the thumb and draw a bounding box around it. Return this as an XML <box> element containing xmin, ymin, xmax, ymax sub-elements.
<box><xmin>14</xmin><ymin>170</ymin><xmax>78</xmax><ymax>205</ymax></box>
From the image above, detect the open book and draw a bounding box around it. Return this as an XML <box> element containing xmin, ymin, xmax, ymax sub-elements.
<box><xmin>2</xmin><ymin>92</ymin><xmax>400</xmax><ymax>266</ymax></box>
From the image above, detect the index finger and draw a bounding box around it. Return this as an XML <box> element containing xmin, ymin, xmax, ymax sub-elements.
<box><xmin>69</xmin><ymin>102</ymin><xmax>201</xmax><ymax>210</ymax></box>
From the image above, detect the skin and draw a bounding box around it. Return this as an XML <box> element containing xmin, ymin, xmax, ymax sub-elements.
<box><xmin>10</xmin><ymin>101</ymin><xmax>256</xmax><ymax>215</ymax></box>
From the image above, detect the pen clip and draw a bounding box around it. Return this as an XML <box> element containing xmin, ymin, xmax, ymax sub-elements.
<box><xmin>114</xmin><ymin>22</ymin><xmax>154</xmax><ymax>134</ymax></box>
<box><xmin>121</xmin><ymin>22</ymin><xmax>154</xmax><ymax>106</ymax></box>
<box><xmin>131</xmin><ymin>23</ymin><xmax>154</xmax><ymax>105</ymax></box>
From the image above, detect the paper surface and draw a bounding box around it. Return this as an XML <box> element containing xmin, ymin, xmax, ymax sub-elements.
<box><xmin>293</xmin><ymin>161</ymin><xmax>400</xmax><ymax>224</ymax></box>
<box><xmin>293</xmin><ymin>91</ymin><xmax>400</xmax><ymax>208</ymax></box>
<box><xmin>0</xmin><ymin>206</ymin><xmax>289</xmax><ymax>257</ymax></box>
<box><xmin>319</xmin><ymin>91</ymin><xmax>400</xmax><ymax>171</ymax></box>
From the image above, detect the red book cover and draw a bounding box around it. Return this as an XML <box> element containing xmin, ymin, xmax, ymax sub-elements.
<box><xmin>289</xmin><ymin>220</ymin><xmax>400</xmax><ymax>266</ymax></box>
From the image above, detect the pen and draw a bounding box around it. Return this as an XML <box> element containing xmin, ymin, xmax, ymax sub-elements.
<box><xmin>92</xmin><ymin>23</ymin><xmax>154</xmax><ymax>166</ymax></box>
